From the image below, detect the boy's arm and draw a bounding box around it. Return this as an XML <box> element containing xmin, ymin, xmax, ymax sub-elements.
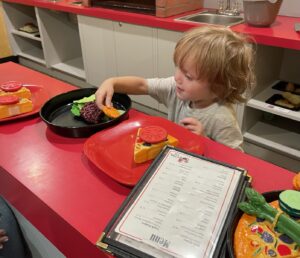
<box><xmin>113</xmin><ymin>76</ymin><xmax>149</xmax><ymax>94</ymax></box>
<box><xmin>95</xmin><ymin>76</ymin><xmax>148</xmax><ymax>108</ymax></box>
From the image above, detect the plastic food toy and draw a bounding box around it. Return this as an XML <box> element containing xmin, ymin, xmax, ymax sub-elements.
<box><xmin>134</xmin><ymin>125</ymin><xmax>179</xmax><ymax>164</ymax></box>
<box><xmin>0</xmin><ymin>81</ymin><xmax>33</xmax><ymax>119</ymax></box>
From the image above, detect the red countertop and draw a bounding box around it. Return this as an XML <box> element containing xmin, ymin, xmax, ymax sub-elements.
<box><xmin>3</xmin><ymin>0</ymin><xmax>300</xmax><ymax>50</ymax></box>
<box><xmin>0</xmin><ymin>62</ymin><xmax>296</xmax><ymax>257</ymax></box>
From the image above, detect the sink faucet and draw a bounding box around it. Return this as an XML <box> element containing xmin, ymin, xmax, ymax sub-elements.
<box><xmin>217</xmin><ymin>0</ymin><xmax>240</xmax><ymax>16</ymax></box>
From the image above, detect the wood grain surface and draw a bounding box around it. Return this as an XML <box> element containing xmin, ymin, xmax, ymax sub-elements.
<box><xmin>0</xmin><ymin>2</ymin><xmax>12</xmax><ymax>58</ymax></box>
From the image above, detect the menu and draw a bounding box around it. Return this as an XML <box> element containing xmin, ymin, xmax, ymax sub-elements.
<box><xmin>99</xmin><ymin>147</ymin><xmax>247</xmax><ymax>258</ymax></box>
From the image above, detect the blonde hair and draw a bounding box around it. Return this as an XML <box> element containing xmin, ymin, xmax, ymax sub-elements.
<box><xmin>174</xmin><ymin>26</ymin><xmax>256</xmax><ymax>104</ymax></box>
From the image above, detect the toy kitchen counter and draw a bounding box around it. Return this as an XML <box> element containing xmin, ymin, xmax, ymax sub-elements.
<box><xmin>0</xmin><ymin>62</ymin><xmax>297</xmax><ymax>257</ymax></box>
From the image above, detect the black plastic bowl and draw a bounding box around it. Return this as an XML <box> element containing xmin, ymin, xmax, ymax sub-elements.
<box><xmin>227</xmin><ymin>191</ymin><xmax>281</xmax><ymax>258</ymax></box>
<box><xmin>40</xmin><ymin>88</ymin><xmax>131</xmax><ymax>138</ymax></box>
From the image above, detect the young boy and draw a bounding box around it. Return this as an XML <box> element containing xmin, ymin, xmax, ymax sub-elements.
<box><xmin>95</xmin><ymin>26</ymin><xmax>255</xmax><ymax>151</ymax></box>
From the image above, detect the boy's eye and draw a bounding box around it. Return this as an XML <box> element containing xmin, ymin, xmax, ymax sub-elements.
<box><xmin>185</xmin><ymin>74</ymin><xmax>193</xmax><ymax>80</ymax></box>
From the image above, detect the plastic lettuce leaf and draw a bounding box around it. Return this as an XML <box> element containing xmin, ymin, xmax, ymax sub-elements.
<box><xmin>71</xmin><ymin>94</ymin><xmax>96</xmax><ymax>116</ymax></box>
<box><xmin>70</xmin><ymin>104</ymin><xmax>82</xmax><ymax>116</ymax></box>
<box><xmin>73</xmin><ymin>94</ymin><xmax>95</xmax><ymax>104</ymax></box>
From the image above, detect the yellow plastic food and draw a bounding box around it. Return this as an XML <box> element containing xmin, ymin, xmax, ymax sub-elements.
<box><xmin>0</xmin><ymin>98</ymin><xmax>33</xmax><ymax>119</ymax></box>
<box><xmin>134</xmin><ymin>128</ymin><xmax>179</xmax><ymax>163</ymax></box>
<box><xmin>293</xmin><ymin>172</ymin><xmax>300</xmax><ymax>190</ymax></box>
<box><xmin>0</xmin><ymin>87</ymin><xmax>31</xmax><ymax>99</ymax></box>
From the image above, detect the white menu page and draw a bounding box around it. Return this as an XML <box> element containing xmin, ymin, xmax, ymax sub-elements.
<box><xmin>114</xmin><ymin>149</ymin><xmax>242</xmax><ymax>258</ymax></box>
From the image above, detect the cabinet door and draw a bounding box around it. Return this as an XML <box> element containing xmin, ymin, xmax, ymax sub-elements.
<box><xmin>157</xmin><ymin>29</ymin><xmax>182</xmax><ymax>113</ymax></box>
<box><xmin>113</xmin><ymin>21</ymin><xmax>158</xmax><ymax>109</ymax></box>
<box><xmin>78</xmin><ymin>15</ymin><xmax>116</xmax><ymax>85</ymax></box>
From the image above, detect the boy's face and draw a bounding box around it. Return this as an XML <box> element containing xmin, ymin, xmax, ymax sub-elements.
<box><xmin>174</xmin><ymin>61</ymin><xmax>216</xmax><ymax>107</ymax></box>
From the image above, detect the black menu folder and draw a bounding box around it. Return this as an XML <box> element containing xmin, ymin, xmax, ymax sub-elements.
<box><xmin>97</xmin><ymin>146</ymin><xmax>250</xmax><ymax>258</ymax></box>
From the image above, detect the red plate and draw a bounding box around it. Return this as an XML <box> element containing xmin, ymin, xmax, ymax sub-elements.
<box><xmin>0</xmin><ymin>85</ymin><xmax>49</xmax><ymax>122</ymax></box>
<box><xmin>84</xmin><ymin>113</ymin><xmax>205</xmax><ymax>186</ymax></box>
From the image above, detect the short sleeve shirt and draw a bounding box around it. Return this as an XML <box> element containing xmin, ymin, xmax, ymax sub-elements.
<box><xmin>147</xmin><ymin>77</ymin><xmax>243</xmax><ymax>151</ymax></box>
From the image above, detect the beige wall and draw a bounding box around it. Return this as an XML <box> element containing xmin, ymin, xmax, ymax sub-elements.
<box><xmin>0</xmin><ymin>1</ymin><xmax>12</xmax><ymax>58</ymax></box>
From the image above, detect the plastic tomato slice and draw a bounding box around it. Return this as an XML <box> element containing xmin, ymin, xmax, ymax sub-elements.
<box><xmin>0</xmin><ymin>95</ymin><xmax>20</xmax><ymax>105</ymax></box>
<box><xmin>0</xmin><ymin>81</ymin><xmax>22</xmax><ymax>92</ymax></box>
<box><xmin>139</xmin><ymin>126</ymin><xmax>168</xmax><ymax>143</ymax></box>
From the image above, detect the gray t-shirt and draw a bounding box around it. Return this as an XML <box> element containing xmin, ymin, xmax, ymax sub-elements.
<box><xmin>147</xmin><ymin>77</ymin><xmax>243</xmax><ymax>151</ymax></box>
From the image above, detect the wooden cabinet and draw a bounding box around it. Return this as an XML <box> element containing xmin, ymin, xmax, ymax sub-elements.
<box><xmin>37</xmin><ymin>8</ymin><xmax>85</xmax><ymax>79</ymax></box>
<box><xmin>78</xmin><ymin>15</ymin><xmax>159</xmax><ymax>109</ymax></box>
<box><xmin>3</xmin><ymin>2</ymin><xmax>85</xmax><ymax>79</ymax></box>
<box><xmin>78</xmin><ymin>15</ymin><xmax>115</xmax><ymax>85</ymax></box>
<box><xmin>2</xmin><ymin>4</ymin><xmax>179</xmax><ymax>113</ymax></box>
<box><xmin>241</xmin><ymin>45</ymin><xmax>300</xmax><ymax>171</ymax></box>
<box><xmin>113</xmin><ymin>21</ymin><xmax>158</xmax><ymax>109</ymax></box>
<box><xmin>3</xmin><ymin>2</ymin><xmax>45</xmax><ymax>64</ymax></box>
<box><xmin>78</xmin><ymin>17</ymin><xmax>183</xmax><ymax>114</ymax></box>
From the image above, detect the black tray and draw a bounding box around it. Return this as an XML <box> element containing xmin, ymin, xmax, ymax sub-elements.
<box><xmin>272</xmin><ymin>81</ymin><xmax>300</xmax><ymax>95</ymax></box>
<box><xmin>40</xmin><ymin>88</ymin><xmax>131</xmax><ymax>138</ymax></box>
<box><xmin>265</xmin><ymin>94</ymin><xmax>300</xmax><ymax>111</ymax></box>
<box><xmin>227</xmin><ymin>191</ymin><xmax>281</xmax><ymax>258</ymax></box>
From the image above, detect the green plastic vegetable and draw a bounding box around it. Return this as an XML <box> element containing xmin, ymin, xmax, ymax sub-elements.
<box><xmin>238</xmin><ymin>187</ymin><xmax>300</xmax><ymax>245</ymax></box>
<box><xmin>70</xmin><ymin>94</ymin><xmax>96</xmax><ymax>116</ymax></box>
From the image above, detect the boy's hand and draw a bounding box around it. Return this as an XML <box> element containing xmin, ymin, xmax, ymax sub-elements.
<box><xmin>180</xmin><ymin>117</ymin><xmax>205</xmax><ymax>136</ymax></box>
<box><xmin>95</xmin><ymin>78</ymin><xmax>115</xmax><ymax>109</ymax></box>
<box><xmin>0</xmin><ymin>229</ymin><xmax>9</xmax><ymax>249</ymax></box>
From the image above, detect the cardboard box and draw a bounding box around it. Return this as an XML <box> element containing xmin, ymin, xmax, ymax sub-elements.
<box><xmin>156</xmin><ymin>0</ymin><xmax>203</xmax><ymax>17</ymax></box>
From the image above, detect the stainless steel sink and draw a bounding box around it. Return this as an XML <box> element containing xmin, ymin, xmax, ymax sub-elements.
<box><xmin>176</xmin><ymin>11</ymin><xmax>244</xmax><ymax>27</ymax></box>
